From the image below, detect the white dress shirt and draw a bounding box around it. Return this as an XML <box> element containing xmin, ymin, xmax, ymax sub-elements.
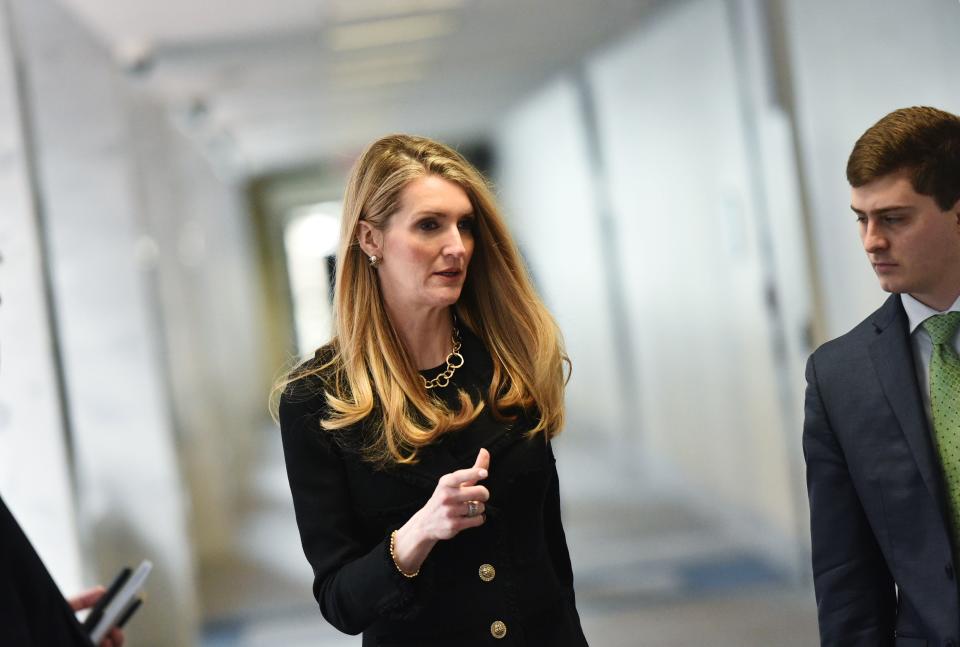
<box><xmin>901</xmin><ymin>293</ymin><xmax>960</xmax><ymax>425</ymax></box>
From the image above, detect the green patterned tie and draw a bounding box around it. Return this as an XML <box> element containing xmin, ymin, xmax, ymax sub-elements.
<box><xmin>923</xmin><ymin>311</ymin><xmax>960</xmax><ymax>545</ymax></box>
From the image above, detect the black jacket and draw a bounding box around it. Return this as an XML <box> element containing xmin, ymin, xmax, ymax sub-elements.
<box><xmin>279</xmin><ymin>330</ymin><xmax>588</xmax><ymax>646</ymax></box>
<box><xmin>0</xmin><ymin>493</ymin><xmax>94</xmax><ymax>646</ymax></box>
<box><xmin>804</xmin><ymin>294</ymin><xmax>960</xmax><ymax>646</ymax></box>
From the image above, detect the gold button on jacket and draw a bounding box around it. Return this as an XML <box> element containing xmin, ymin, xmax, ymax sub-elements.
<box><xmin>479</xmin><ymin>563</ymin><xmax>496</xmax><ymax>582</ymax></box>
<box><xmin>490</xmin><ymin>620</ymin><xmax>507</xmax><ymax>639</ymax></box>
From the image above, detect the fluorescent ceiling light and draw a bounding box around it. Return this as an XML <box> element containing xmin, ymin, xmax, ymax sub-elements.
<box><xmin>325</xmin><ymin>86</ymin><xmax>402</xmax><ymax>105</ymax></box>
<box><xmin>329</xmin><ymin>51</ymin><xmax>431</xmax><ymax>75</ymax></box>
<box><xmin>333</xmin><ymin>0</ymin><xmax>464</xmax><ymax>22</ymax></box>
<box><xmin>333</xmin><ymin>67</ymin><xmax>424</xmax><ymax>89</ymax></box>
<box><xmin>328</xmin><ymin>15</ymin><xmax>456</xmax><ymax>51</ymax></box>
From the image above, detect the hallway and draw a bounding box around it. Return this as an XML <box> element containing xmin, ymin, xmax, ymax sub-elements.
<box><xmin>3</xmin><ymin>2</ymin><xmax>959</xmax><ymax>645</ymax></box>
<box><xmin>200</xmin><ymin>434</ymin><xmax>818</xmax><ymax>646</ymax></box>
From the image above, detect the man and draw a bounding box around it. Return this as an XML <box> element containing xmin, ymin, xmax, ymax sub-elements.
<box><xmin>804</xmin><ymin>105</ymin><xmax>960</xmax><ymax>646</ymax></box>
<box><xmin>0</xmin><ymin>492</ymin><xmax>125</xmax><ymax>646</ymax></box>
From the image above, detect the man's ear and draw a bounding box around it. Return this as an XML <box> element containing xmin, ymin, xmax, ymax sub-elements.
<box><xmin>357</xmin><ymin>221</ymin><xmax>383</xmax><ymax>258</ymax></box>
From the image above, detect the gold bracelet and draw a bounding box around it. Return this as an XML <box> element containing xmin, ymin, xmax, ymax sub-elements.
<box><xmin>389</xmin><ymin>529</ymin><xmax>420</xmax><ymax>578</ymax></box>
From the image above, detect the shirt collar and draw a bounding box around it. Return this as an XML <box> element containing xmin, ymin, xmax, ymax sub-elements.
<box><xmin>901</xmin><ymin>292</ymin><xmax>960</xmax><ymax>334</ymax></box>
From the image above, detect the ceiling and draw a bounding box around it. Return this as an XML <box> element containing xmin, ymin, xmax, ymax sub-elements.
<box><xmin>59</xmin><ymin>0</ymin><xmax>655</xmax><ymax>176</ymax></box>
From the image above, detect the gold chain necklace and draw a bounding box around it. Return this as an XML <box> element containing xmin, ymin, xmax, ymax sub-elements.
<box><xmin>422</xmin><ymin>327</ymin><xmax>464</xmax><ymax>389</ymax></box>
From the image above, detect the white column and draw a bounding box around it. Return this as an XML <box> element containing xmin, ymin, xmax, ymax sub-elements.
<box><xmin>7</xmin><ymin>1</ymin><xmax>198</xmax><ymax>644</ymax></box>
<box><xmin>0</xmin><ymin>0</ymin><xmax>83</xmax><ymax>594</ymax></box>
<box><xmin>124</xmin><ymin>92</ymin><xmax>272</xmax><ymax>563</ymax></box>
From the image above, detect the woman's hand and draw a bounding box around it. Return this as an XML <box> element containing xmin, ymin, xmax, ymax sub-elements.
<box><xmin>392</xmin><ymin>448</ymin><xmax>490</xmax><ymax>574</ymax></box>
<box><xmin>69</xmin><ymin>586</ymin><xmax>125</xmax><ymax>647</ymax></box>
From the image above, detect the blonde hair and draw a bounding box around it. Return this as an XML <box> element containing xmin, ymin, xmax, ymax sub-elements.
<box><xmin>274</xmin><ymin>134</ymin><xmax>568</xmax><ymax>466</ymax></box>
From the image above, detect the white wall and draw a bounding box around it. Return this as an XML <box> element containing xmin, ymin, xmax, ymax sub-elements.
<box><xmin>0</xmin><ymin>0</ymin><xmax>83</xmax><ymax>593</ymax></box>
<box><xmin>784</xmin><ymin>0</ymin><xmax>960</xmax><ymax>338</ymax></box>
<box><xmin>591</xmin><ymin>0</ymin><xmax>800</xmax><ymax>543</ymax></box>
<box><xmin>494</xmin><ymin>0</ymin><xmax>811</xmax><ymax>566</ymax></box>
<box><xmin>8</xmin><ymin>0</ymin><xmax>198</xmax><ymax>643</ymax></box>
<box><xmin>126</xmin><ymin>92</ymin><xmax>272</xmax><ymax>563</ymax></box>
<box><xmin>493</xmin><ymin>0</ymin><xmax>960</xmax><ymax>568</ymax></box>
<box><xmin>494</xmin><ymin>77</ymin><xmax>625</xmax><ymax>451</ymax></box>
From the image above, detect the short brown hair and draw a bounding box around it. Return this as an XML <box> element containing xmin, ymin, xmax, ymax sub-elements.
<box><xmin>847</xmin><ymin>106</ymin><xmax>960</xmax><ymax>210</ymax></box>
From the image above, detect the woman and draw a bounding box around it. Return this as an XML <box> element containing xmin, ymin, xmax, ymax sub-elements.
<box><xmin>276</xmin><ymin>134</ymin><xmax>588</xmax><ymax>646</ymax></box>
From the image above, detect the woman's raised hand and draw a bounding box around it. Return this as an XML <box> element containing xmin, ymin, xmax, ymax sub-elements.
<box><xmin>427</xmin><ymin>447</ymin><xmax>490</xmax><ymax>539</ymax></box>
<box><xmin>391</xmin><ymin>448</ymin><xmax>490</xmax><ymax>574</ymax></box>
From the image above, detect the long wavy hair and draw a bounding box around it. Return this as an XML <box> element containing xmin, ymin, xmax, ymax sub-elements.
<box><xmin>274</xmin><ymin>134</ymin><xmax>568</xmax><ymax>466</ymax></box>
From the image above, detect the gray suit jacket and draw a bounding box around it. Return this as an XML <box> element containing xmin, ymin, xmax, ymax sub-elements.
<box><xmin>804</xmin><ymin>294</ymin><xmax>960</xmax><ymax>646</ymax></box>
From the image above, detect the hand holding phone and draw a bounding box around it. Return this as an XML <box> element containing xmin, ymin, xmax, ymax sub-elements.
<box><xmin>70</xmin><ymin>586</ymin><xmax>125</xmax><ymax>647</ymax></box>
<box><xmin>77</xmin><ymin>560</ymin><xmax>151</xmax><ymax>645</ymax></box>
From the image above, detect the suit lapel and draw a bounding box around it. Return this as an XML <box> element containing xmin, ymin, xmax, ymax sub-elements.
<box><xmin>394</xmin><ymin>444</ymin><xmax>463</xmax><ymax>489</ymax></box>
<box><xmin>387</xmin><ymin>409</ymin><xmax>518</xmax><ymax>489</ymax></box>
<box><xmin>868</xmin><ymin>294</ymin><xmax>948</xmax><ymax>517</ymax></box>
